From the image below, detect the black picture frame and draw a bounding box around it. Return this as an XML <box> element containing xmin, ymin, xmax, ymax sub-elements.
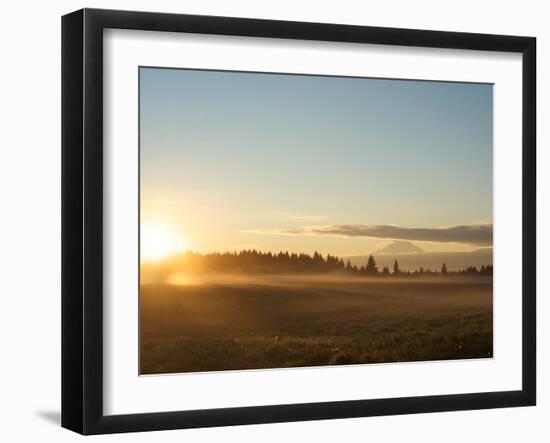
<box><xmin>62</xmin><ymin>8</ymin><xmax>536</xmax><ymax>435</ymax></box>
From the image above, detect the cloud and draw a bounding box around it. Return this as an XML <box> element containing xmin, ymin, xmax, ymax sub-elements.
<box><xmin>245</xmin><ymin>222</ymin><xmax>493</xmax><ymax>246</ymax></box>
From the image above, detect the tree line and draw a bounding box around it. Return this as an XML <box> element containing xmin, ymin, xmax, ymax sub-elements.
<box><xmin>163</xmin><ymin>250</ymin><xmax>492</xmax><ymax>277</ymax></box>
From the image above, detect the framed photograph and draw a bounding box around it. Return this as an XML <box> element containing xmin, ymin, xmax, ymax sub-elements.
<box><xmin>62</xmin><ymin>8</ymin><xmax>536</xmax><ymax>434</ymax></box>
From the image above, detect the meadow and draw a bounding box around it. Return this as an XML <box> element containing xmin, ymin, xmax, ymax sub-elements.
<box><xmin>140</xmin><ymin>275</ymin><xmax>492</xmax><ymax>374</ymax></box>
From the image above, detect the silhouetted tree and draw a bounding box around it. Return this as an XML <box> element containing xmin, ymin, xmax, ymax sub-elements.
<box><xmin>160</xmin><ymin>250</ymin><xmax>492</xmax><ymax>278</ymax></box>
<box><xmin>393</xmin><ymin>260</ymin><xmax>400</xmax><ymax>275</ymax></box>
<box><xmin>365</xmin><ymin>254</ymin><xmax>379</xmax><ymax>276</ymax></box>
<box><xmin>479</xmin><ymin>265</ymin><xmax>493</xmax><ymax>276</ymax></box>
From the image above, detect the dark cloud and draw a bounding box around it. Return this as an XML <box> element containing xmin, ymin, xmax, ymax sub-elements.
<box><xmin>252</xmin><ymin>223</ymin><xmax>493</xmax><ymax>246</ymax></box>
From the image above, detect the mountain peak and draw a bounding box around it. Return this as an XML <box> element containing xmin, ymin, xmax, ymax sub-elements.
<box><xmin>375</xmin><ymin>240</ymin><xmax>424</xmax><ymax>255</ymax></box>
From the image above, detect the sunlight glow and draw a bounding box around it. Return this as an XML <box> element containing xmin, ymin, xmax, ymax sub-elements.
<box><xmin>141</xmin><ymin>222</ymin><xmax>188</xmax><ymax>262</ymax></box>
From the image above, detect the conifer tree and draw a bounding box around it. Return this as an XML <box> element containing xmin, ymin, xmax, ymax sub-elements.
<box><xmin>365</xmin><ymin>254</ymin><xmax>378</xmax><ymax>275</ymax></box>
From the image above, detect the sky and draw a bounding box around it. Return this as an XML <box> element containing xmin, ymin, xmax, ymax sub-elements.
<box><xmin>140</xmin><ymin>67</ymin><xmax>493</xmax><ymax>258</ymax></box>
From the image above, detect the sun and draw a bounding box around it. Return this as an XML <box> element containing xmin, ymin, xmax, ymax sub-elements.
<box><xmin>141</xmin><ymin>222</ymin><xmax>188</xmax><ymax>262</ymax></box>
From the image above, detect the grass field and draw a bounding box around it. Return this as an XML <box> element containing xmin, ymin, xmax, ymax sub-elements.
<box><xmin>140</xmin><ymin>276</ymin><xmax>492</xmax><ymax>374</ymax></box>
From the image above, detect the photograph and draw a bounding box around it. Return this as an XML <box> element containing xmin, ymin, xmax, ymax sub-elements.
<box><xmin>139</xmin><ymin>67</ymin><xmax>494</xmax><ymax>375</ymax></box>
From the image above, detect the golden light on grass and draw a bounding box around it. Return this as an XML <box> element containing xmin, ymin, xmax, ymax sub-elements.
<box><xmin>141</xmin><ymin>222</ymin><xmax>188</xmax><ymax>262</ymax></box>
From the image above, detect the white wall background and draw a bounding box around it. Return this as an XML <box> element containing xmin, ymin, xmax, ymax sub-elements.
<box><xmin>0</xmin><ymin>0</ymin><xmax>546</xmax><ymax>441</ymax></box>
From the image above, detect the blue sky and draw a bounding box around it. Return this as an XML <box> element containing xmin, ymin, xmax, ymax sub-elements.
<box><xmin>140</xmin><ymin>67</ymin><xmax>493</xmax><ymax>257</ymax></box>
